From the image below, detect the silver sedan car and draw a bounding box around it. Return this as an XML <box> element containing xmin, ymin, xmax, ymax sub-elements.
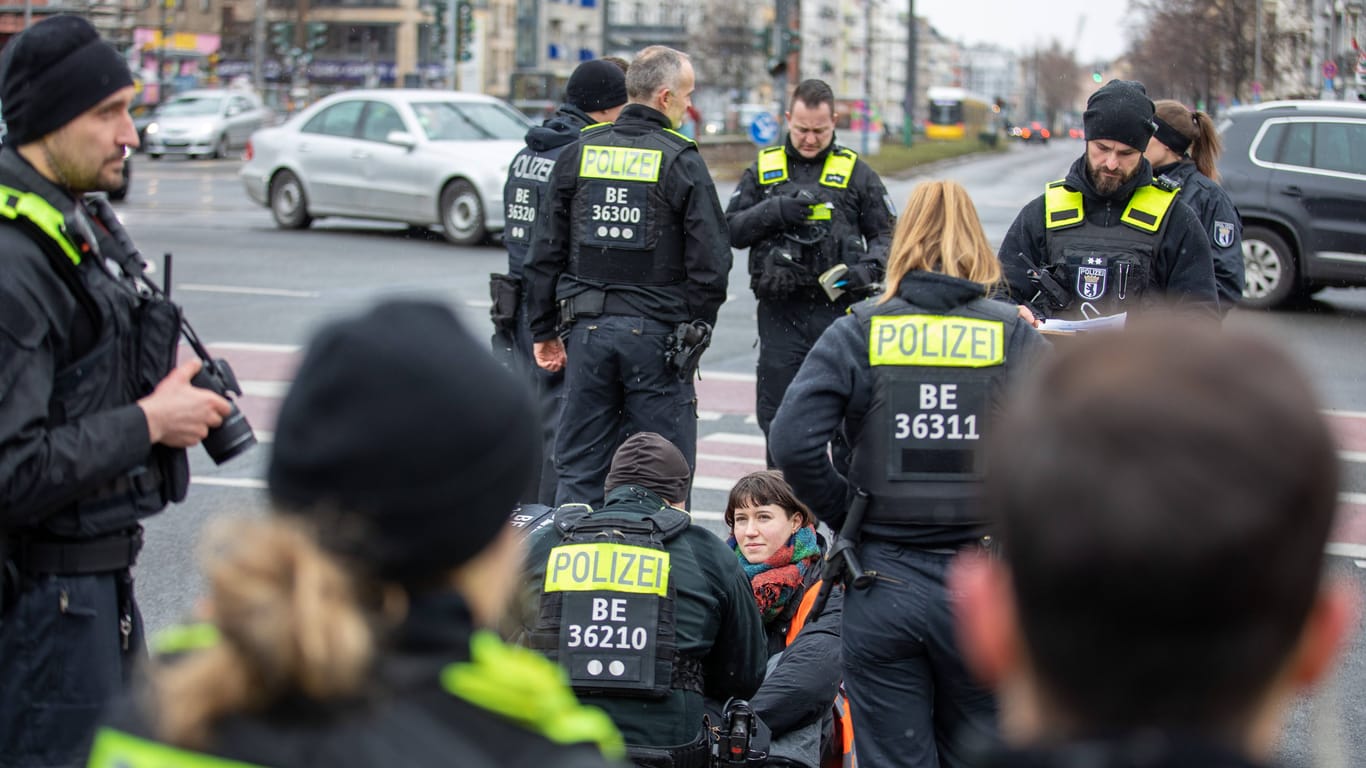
<box><xmin>144</xmin><ymin>89</ymin><xmax>272</xmax><ymax>159</ymax></box>
<box><xmin>240</xmin><ymin>89</ymin><xmax>531</xmax><ymax>245</ymax></box>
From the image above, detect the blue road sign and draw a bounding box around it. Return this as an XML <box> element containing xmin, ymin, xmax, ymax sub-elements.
<box><xmin>749</xmin><ymin>112</ymin><xmax>779</xmax><ymax>145</ymax></box>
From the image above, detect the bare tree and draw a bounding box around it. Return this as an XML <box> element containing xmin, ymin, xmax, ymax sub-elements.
<box><xmin>1128</xmin><ymin>0</ymin><xmax>1284</xmax><ymax>109</ymax></box>
<box><xmin>687</xmin><ymin>0</ymin><xmax>758</xmax><ymax>100</ymax></box>
<box><xmin>1036</xmin><ymin>40</ymin><xmax>1079</xmax><ymax>132</ymax></box>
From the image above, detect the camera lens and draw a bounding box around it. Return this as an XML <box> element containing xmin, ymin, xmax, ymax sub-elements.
<box><xmin>202</xmin><ymin>403</ymin><xmax>257</xmax><ymax>464</ymax></box>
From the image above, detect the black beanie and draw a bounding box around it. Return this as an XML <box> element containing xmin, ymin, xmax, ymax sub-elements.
<box><xmin>1083</xmin><ymin>79</ymin><xmax>1156</xmax><ymax>152</ymax></box>
<box><xmin>0</xmin><ymin>15</ymin><xmax>134</xmax><ymax>145</ymax></box>
<box><xmin>565</xmin><ymin>59</ymin><xmax>628</xmax><ymax>113</ymax></box>
<box><xmin>268</xmin><ymin>300</ymin><xmax>539</xmax><ymax>587</ymax></box>
<box><xmin>605</xmin><ymin>432</ymin><xmax>691</xmax><ymax>503</ymax></box>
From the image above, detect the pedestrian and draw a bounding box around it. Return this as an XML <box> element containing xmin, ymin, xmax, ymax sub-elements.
<box><xmin>0</xmin><ymin>16</ymin><xmax>234</xmax><ymax>766</ymax></box>
<box><xmin>87</xmin><ymin>300</ymin><xmax>625</xmax><ymax>768</ymax></box>
<box><xmin>524</xmin><ymin>45</ymin><xmax>732</xmax><ymax>509</ymax></box>
<box><xmin>726</xmin><ymin>79</ymin><xmax>895</xmax><ymax>466</ymax></box>
<box><xmin>770</xmin><ymin>180</ymin><xmax>1050</xmax><ymax>768</ymax></box>
<box><xmin>951</xmin><ymin>319</ymin><xmax>1354</xmax><ymax>768</ymax></box>
<box><xmin>492</xmin><ymin>57</ymin><xmax>629</xmax><ymax>504</ymax></box>
<box><xmin>1145</xmin><ymin>99</ymin><xmax>1244</xmax><ymax>314</ymax></box>
<box><xmin>725</xmin><ymin>470</ymin><xmax>846</xmax><ymax>768</ymax></box>
<box><xmin>998</xmin><ymin>79</ymin><xmax>1219</xmax><ymax>323</ymax></box>
<box><xmin>521</xmin><ymin>432</ymin><xmax>767</xmax><ymax>767</ymax></box>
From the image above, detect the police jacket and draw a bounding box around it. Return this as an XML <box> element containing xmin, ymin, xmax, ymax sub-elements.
<box><xmin>769</xmin><ymin>272</ymin><xmax>1049</xmax><ymax>547</ymax></box>
<box><xmin>998</xmin><ymin>154</ymin><xmax>1218</xmax><ymax>320</ymax></box>
<box><xmin>522</xmin><ymin>485</ymin><xmax>767</xmax><ymax>750</ymax></box>
<box><xmin>524</xmin><ymin>104</ymin><xmax>732</xmax><ymax>342</ymax></box>
<box><xmin>503</xmin><ymin>104</ymin><xmax>595</xmax><ymax>280</ymax></box>
<box><xmin>752</xmin><ymin>566</ymin><xmax>843</xmax><ymax>740</ymax></box>
<box><xmin>726</xmin><ymin>137</ymin><xmax>894</xmax><ymax>295</ymax></box>
<box><xmin>87</xmin><ymin>592</ymin><xmax>624</xmax><ymax>768</ymax></box>
<box><xmin>0</xmin><ymin>148</ymin><xmax>181</xmax><ymax>539</ymax></box>
<box><xmin>1152</xmin><ymin>160</ymin><xmax>1244</xmax><ymax>314</ymax></box>
<box><xmin>978</xmin><ymin>734</ymin><xmax>1268</xmax><ymax>768</ymax></box>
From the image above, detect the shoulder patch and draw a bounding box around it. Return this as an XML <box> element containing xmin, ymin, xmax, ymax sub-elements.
<box><xmin>1212</xmin><ymin>220</ymin><xmax>1236</xmax><ymax>249</ymax></box>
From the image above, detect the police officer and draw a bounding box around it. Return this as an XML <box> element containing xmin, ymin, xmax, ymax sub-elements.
<box><xmin>1145</xmin><ymin>99</ymin><xmax>1244</xmax><ymax>314</ymax></box>
<box><xmin>726</xmin><ymin>79</ymin><xmax>894</xmax><ymax>466</ymax></box>
<box><xmin>998</xmin><ymin>80</ymin><xmax>1219</xmax><ymax>323</ymax></box>
<box><xmin>524</xmin><ymin>45</ymin><xmax>732</xmax><ymax>509</ymax></box>
<box><xmin>0</xmin><ymin>17</ymin><xmax>233</xmax><ymax>766</ymax></box>
<box><xmin>771</xmin><ymin>181</ymin><xmax>1049</xmax><ymax>768</ymax></box>
<box><xmin>522</xmin><ymin>432</ymin><xmax>767</xmax><ymax>767</ymax></box>
<box><xmin>88</xmin><ymin>301</ymin><xmax>624</xmax><ymax>768</ymax></box>
<box><xmin>493</xmin><ymin>58</ymin><xmax>628</xmax><ymax>505</ymax></box>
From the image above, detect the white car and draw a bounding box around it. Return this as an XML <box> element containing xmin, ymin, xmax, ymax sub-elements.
<box><xmin>240</xmin><ymin>89</ymin><xmax>531</xmax><ymax>245</ymax></box>
<box><xmin>144</xmin><ymin>89</ymin><xmax>272</xmax><ymax>159</ymax></box>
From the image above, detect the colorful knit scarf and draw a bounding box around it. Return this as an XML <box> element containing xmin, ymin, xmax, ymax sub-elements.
<box><xmin>728</xmin><ymin>526</ymin><xmax>821</xmax><ymax>623</ymax></box>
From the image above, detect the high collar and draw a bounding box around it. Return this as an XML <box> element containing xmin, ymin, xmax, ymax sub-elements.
<box><xmin>784</xmin><ymin>134</ymin><xmax>837</xmax><ymax>165</ymax></box>
<box><xmin>0</xmin><ymin>146</ymin><xmax>80</xmax><ymax>210</ymax></box>
<box><xmin>1064</xmin><ymin>153</ymin><xmax>1154</xmax><ymax>204</ymax></box>
<box><xmin>893</xmin><ymin>270</ymin><xmax>990</xmax><ymax>312</ymax></box>
<box><xmin>618</xmin><ymin>103</ymin><xmax>673</xmax><ymax>130</ymax></box>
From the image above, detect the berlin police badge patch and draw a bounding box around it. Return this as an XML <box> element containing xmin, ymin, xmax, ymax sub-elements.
<box><xmin>1076</xmin><ymin>256</ymin><xmax>1107</xmax><ymax>301</ymax></box>
<box><xmin>1213</xmin><ymin>221</ymin><xmax>1236</xmax><ymax>248</ymax></box>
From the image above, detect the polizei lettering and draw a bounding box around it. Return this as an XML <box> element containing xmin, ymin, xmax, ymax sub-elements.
<box><xmin>868</xmin><ymin>315</ymin><xmax>1005</xmax><ymax>368</ymax></box>
<box><xmin>511</xmin><ymin>153</ymin><xmax>555</xmax><ymax>182</ymax></box>
<box><xmin>579</xmin><ymin>145</ymin><xmax>663</xmax><ymax>183</ymax></box>
<box><xmin>545</xmin><ymin>543</ymin><xmax>671</xmax><ymax>596</ymax></box>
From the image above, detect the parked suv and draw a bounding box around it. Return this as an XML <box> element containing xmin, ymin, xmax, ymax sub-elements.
<box><xmin>1217</xmin><ymin>100</ymin><xmax>1366</xmax><ymax>308</ymax></box>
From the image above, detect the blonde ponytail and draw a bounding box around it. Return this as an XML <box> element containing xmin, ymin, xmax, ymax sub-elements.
<box><xmin>152</xmin><ymin>517</ymin><xmax>375</xmax><ymax>749</ymax></box>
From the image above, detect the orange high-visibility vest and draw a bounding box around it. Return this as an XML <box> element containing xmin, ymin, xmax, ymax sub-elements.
<box><xmin>785</xmin><ymin>581</ymin><xmax>857</xmax><ymax>768</ymax></box>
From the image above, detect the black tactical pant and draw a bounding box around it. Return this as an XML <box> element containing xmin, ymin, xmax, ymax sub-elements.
<box><xmin>756</xmin><ymin>294</ymin><xmax>846</xmax><ymax>467</ymax></box>
<box><xmin>0</xmin><ymin>570</ymin><xmax>145</xmax><ymax>767</ymax></box>
<box><xmin>512</xmin><ymin>299</ymin><xmax>565</xmax><ymax>506</ymax></box>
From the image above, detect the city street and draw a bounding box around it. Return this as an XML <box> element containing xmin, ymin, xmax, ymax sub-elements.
<box><xmin>118</xmin><ymin>141</ymin><xmax>1366</xmax><ymax>765</ymax></box>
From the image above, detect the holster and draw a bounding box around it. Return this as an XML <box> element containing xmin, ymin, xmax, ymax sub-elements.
<box><xmin>1027</xmin><ymin>264</ymin><xmax>1074</xmax><ymax>315</ymax></box>
<box><xmin>488</xmin><ymin>273</ymin><xmax>521</xmax><ymax>336</ymax></box>
<box><xmin>665</xmin><ymin>320</ymin><xmax>712</xmax><ymax>381</ymax></box>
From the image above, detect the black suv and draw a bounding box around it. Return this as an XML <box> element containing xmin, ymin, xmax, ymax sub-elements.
<box><xmin>1217</xmin><ymin>100</ymin><xmax>1366</xmax><ymax>308</ymax></box>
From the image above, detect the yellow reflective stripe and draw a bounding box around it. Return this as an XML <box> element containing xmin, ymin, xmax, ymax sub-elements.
<box><xmin>663</xmin><ymin>127</ymin><xmax>695</xmax><ymax>144</ymax></box>
<box><xmin>807</xmin><ymin>202</ymin><xmax>833</xmax><ymax>221</ymax></box>
<box><xmin>868</xmin><ymin>315</ymin><xmax>1005</xmax><ymax>367</ymax></box>
<box><xmin>545</xmin><ymin>542</ymin><xmax>670</xmax><ymax>596</ymax></box>
<box><xmin>578</xmin><ymin>144</ymin><xmax>663</xmax><ymax>182</ymax></box>
<box><xmin>0</xmin><ymin>183</ymin><xmax>82</xmax><ymax>265</ymax></box>
<box><xmin>441</xmin><ymin>631</ymin><xmax>626</xmax><ymax>759</ymax></box>
<box><xmin>757</xmin><ymin>146</ymin><xmax>788</xmax><ymax>185</ymax></box>
<box><xmin>1121</xmin><ymin>184</ymin><xmax>1177</xmax><ymax>233</ymax></box>
<box><xmin>1043</xmin><ymin>183</ymin><xmax>1083</xmax><ymax>231</ymax></box>
<box><xmin>820</xmin><ymin>149</ymin><xmax>857</xmax><ymax>189</ymax></box>
<box><xmin>580</xmin><ymin>121</ymin><xmax>612</xmax><ymax>132</ymax></box>
<box><xmin>152</xmin><ymin>622</ymin><xmax>220</xmax><ymax>656</ymax></box>
<box><xmin>87</xmin><ymin>727</ymin><xmax>269</xmax><ymax>768</ymax></box>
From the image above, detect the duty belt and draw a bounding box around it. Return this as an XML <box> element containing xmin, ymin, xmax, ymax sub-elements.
<box><xmin>11</xmin><ymin>527</ymin><xmax>144</xmax><ymax>575</ymax></box>
<box><xmin>626</xmin><ymin>728</ymin><xmax>711</xmax><ymax>768</ymax></box>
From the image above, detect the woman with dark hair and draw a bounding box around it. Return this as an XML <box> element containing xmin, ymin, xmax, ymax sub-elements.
<box><xmin>770</xmin><ymin>180</ymin><xmax>1049</xmax><ymax>768</ymax></box>
<box><xmin>726</xmin><ymin>471</ymin><xmax>845</xmax><ymax>768</ymax></box>
<box><xmin>1145</xmin><ymin>99</ymin><xmax>1244</xmax><ymax>313</ymax></box>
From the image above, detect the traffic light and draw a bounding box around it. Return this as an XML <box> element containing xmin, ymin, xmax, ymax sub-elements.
<box><xmin>782</xmin><ymin>29</ymin><xmax>801</xmax><ymax>55</ymax></box>
<box><xmin>431</xmin><ymin>0</ymin><xmax>447</xmax><ymax>51</ymax></box>
<box><xmin>456</xmin><ymin>0</ymin><xmax>473</xmax><ymax>61</ymax></box>
<box><xmin>1092</xmin><ymin>71</ymin><xmax>1103</xmax><ymax>83</ymax></box>
<box><xmin>271</xmin><ymin>22</ymin><xmax>294</xmax><ymax>56</ymax></box>
<box><xmin>307</xmin><ymin>22</ymin><xmax>328</xmax><ymax>52</ymax></box>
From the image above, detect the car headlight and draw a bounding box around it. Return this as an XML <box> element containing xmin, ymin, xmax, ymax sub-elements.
<box><xmin>145</xmin><ymin>123</ymin><xmax>159</xmax><ymax>136</ymax></box>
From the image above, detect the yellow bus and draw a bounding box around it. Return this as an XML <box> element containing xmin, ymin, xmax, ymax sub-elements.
<box><xmin>925</xmin><ymin>87</ymin><xmax>997</xmax><ymax>144</ymax></box>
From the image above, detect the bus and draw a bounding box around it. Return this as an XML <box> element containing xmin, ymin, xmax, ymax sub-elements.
<box><xmin>925</xmin><ymin>86</ymin><xmax>999</xmax><ymax>144</ymax></box>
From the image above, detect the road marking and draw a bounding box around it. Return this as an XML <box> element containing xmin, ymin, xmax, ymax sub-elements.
<box><xmin>208</xmin><ymin>342</ymin><xmax>301</xmax><ymax>353</ymax></box>
<box><xmin>1341</xmin><ymin>491</ymin><xmax>1366</xmax><ymax>506</ymax></box>
<box><xmin>193</xmin><ymin>477</ymin><xmax>267</xmax><ymax>489</ymax></box>
<box><xmin>697</xmin><ymin>451</ymin><xmax>766</xmax><ymax>466</ymax></box>
<box><xmin>240</xmin><ymin>380</ymin><xmax>288</xmax><ymax>397</ymax></box>
<box><xmin>702</xmin><ymin>432</ymin><xmax>766</xmax><ymax>447</ymax></box>
<box><xmin>466</xmin><ymin>299</ymin><xmax>492</xmax><ymax>309</ymax></box>
<box><xmin>179</xmin><ymin>284</ymin><xmax>319</xmax><ymax>298</ymax></box>
<box><xmin>1342</xmin><ymin>451</ymin><xmax>1366</xmax><ymax>464</ymax></box>
<box><xmin>701</xmin><ymin>371</ymin><xmax>758</xmax><ymax>383</ymax></box>
<box><xmin>1326</xmin><ymin>409</ymin><xmax>1366</xmax><ymax>420</ymax></box>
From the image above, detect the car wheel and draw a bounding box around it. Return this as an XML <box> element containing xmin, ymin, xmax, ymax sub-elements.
<box><xmin>270</xmin><ymin>170</ymin><xmax>312</xmax><ymax>230</ymax></box>
<box><xmin>148</xmin><ymin>153</ymin><xmax>161</xmax><ymax>160</ymax></box>
<box><xmin>439</xmin><ymin>179</ymin><xmax>485</xmax><ymax>246</ymax></box>
<box><xmin>212</xmin><ymin>134</ymin><xmax>229</xmax><ymax>159</ymax></box>
<box><xmin>1240</xmin><ymin>225</ymin><xmax>1299</xmax><ymax>309</ymax></box>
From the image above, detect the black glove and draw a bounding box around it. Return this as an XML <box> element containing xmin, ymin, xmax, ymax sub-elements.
<box><xmin>775</xmin><ymin>196</ymin><xmax>811</xmax><ymax>227</ymax></box>
<box><xmin>754</xmin><ymin>252</ymin><xmax>804</xmax><ymax>300</ymax></box>
<box><xmin>841</xmin><ymin>263</ymin><xmax>879</xmax><ymax>293</ymax></box>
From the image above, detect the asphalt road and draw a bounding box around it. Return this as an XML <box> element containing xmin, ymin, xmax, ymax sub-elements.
<box><xmin>116</xmin><ymin>142</ymin><xmax>1366</xmax><ymax>765</ymax></box>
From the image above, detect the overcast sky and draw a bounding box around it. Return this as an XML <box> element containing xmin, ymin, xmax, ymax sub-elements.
<box><xmin>915</xmin><ymin>0</ymin><xmax>1139</xmax><ymax>64</ymax></box>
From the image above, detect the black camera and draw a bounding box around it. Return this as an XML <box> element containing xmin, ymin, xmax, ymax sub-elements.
<box><xmin>190</xmin><ymin>357</ymin><xmax>256</xmax><ymax>464</ymax></box>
